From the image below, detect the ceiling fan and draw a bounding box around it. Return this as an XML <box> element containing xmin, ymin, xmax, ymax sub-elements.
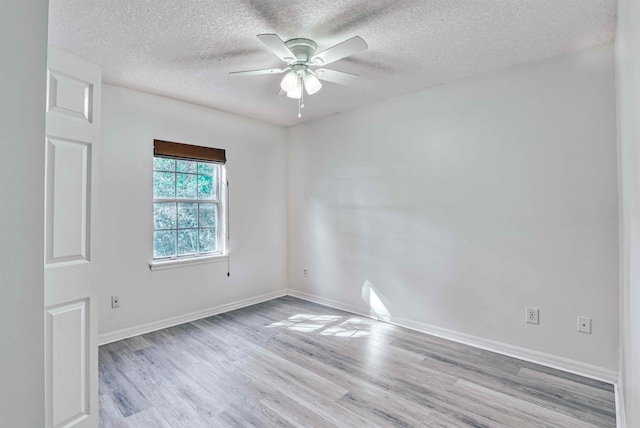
<box><xmin>229</xmin><ymin>34</ymin><xmax>368</xmax><ymax>118</ymax></box>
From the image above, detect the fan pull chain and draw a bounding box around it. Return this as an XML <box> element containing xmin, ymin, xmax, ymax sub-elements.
<box><xmin>298</xmin><ymin>75</ymin><xmax>303</xmax><ymax>118</ymax></box>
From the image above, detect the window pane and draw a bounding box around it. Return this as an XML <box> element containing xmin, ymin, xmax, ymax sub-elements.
<box><xmin>176</xmin><ymin>160</ymin><xmax>197</xmax><ymax>173</ymax></box>
<box><xmin>198</xmin><ymin>162</ymin><xmax>215</xmax><ymax>175</ymax></box>
<box><xmin>199</xmin><ymin>203</ymin><xmax>217</xmax><ymax>227</ymax></box>
<box><xmin>153</xmin><ymin>157</ymin><xmax>175</xmax><ymax>172</ymax></box>
<box><xmin>154</xmin><ymin>203</ymin><xmax>177</xmax><ymax>229</ymax></box>
<box><xmin>178</xmin><ymin>229</ymin><xmax>197</xmax><ymax>255</ymax></box>
<box><xmin>197</xmin><ymin>174</ymin><xmax>216</xmax><ymax>199</ymax></box>
<box><xmin>199</xmin><ymin>227</ymin><xmax>217</xmax><ymax>253</ymax></box>
<box><xmin>176</xmin><ymin>173</ymin><xmax>197</xmax><ymax>199</ymax></box>
<box><xmin>177</xmin><ymin>203</ymin><xmax>198</xmax><ymax>228</ymax></box>
<box><xmin>153</xmin><ymin>172</ymin><xmax>175</xmax><ymax>198</ymax></box>
<box><xmin>154</xmin><ymin>230</ymin><xmax>176</xmax><ymax>258</ymax></box>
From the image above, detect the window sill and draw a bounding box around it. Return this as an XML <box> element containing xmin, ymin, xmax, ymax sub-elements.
<box><xmin>149</xmin><ymin>254</ymin><xmax>227</xmax><ymax>271</ymax></box>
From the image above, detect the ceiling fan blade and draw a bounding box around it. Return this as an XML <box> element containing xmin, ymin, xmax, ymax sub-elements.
<box><xmin>314</xmin><ymin>69</ymin><xmax>359</xmax><ymax>85</ymax></box>
<box><xmin>311</xmin><ymin>36</ymin><xmax>368</xmax><ymax>66</ymax></box>
<box><xmin>257</xmin><ymin>34</ymin><xmax>296</xmax><ymax>63</ymax></box>
<box><xmin>229</xmin><ymin>68</ymin><xmax>286</xmax><ymax>76</ymax></box>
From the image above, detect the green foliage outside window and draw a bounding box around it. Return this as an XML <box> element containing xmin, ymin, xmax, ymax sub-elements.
<box><xmin>152</xmin><ymin>157</ymin><xmax>220</xmax><ymax>259</ymax></box>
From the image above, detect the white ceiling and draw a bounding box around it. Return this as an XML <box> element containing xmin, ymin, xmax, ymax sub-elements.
<box><xmin>48</xmin><ymin>0</ymin><xmax>616</xmax><ymax>127</ymax></box>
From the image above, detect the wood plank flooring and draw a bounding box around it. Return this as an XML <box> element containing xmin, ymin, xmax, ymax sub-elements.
<box><xmin>99</xmin><ymin>296</ymin><xmax>616</xmax><ymax>427</ymax></box>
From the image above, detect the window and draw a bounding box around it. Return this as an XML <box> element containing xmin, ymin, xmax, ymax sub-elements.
<box><xmin>152</xmin><ymin>140</ymin><xmax>226</xmax><ymax>264</ymax></box>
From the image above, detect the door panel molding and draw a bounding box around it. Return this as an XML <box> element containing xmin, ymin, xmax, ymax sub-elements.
<box><xmin>47</xmin><ymin>70</ymin><xmax>94</xmax><ymax>123</ymax></box>
<box><xmin>45</xmin><ymin>137</ymin><xmax>92</xmax><ymax>266</ymax></box>
<box><xmin>45</xmin><ymin>298</ymin><xmax>92</xmax><ymax>428</ymax></box>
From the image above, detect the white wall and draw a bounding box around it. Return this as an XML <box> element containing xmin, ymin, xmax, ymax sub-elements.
<box><xmin>616</xmin><ymin>0</ymin><xmax>640</xmax><ymax>425</ymax></box>
<box><xmin>99</xmin><ymin>85</ymin><xmax>287</xmax><ymax>335</ymax></box>
<box><xmin>0</xmin><ymin>0</ymin><xmax>47</xmax><ymax>425</ymax></box>
<box><xmin>288</xmin><ymin>44</ymin><xmax>619</xmax><ymax>372</ymax></box>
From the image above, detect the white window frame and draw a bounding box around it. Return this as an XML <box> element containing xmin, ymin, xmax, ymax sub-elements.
<box><xmin>149</xmin><ymin>158</ymin><xmax>227</xmax><ymax>270</ymax></box>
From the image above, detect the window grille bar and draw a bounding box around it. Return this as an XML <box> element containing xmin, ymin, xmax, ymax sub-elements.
<box><xmin>153</xmin><ymin>198</ymin><xmax>220</xmax><ymax>204</ymax></box>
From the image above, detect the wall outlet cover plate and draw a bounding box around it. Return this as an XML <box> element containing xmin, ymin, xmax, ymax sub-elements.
<box><xmin>526</xmin><ymin>307</ymin><xmax>539</xmax><ymax>324</ymax></box>
<box><xmin>578</xmin><ymin>316</ymin><xmax>592</xmax><ymax>334</ymax></box>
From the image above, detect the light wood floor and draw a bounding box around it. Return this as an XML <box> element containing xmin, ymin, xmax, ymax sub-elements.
<box><xmin>99</xmin><ymin>296</ymin><xmax>616</xmax><ymax>427</ymax></box>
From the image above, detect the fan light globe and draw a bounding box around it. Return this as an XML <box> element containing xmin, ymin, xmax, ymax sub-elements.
<box><xmin>280</xmin><ymin>71</ymin><xmax>299</xmax><ymax>93</ymax></box>
<box><xmin>304</xmin><ymin>74</ymin><xmax>322</xmax><ymax>95</ymax></box>
<box><xmin>286</xmin><ymin>85</ymin><xmax>302</xmax><ymax>99</ymax></box>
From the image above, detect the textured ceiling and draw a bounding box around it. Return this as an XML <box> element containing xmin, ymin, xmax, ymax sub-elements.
<box><xmin>48</xmin><ymin>0</ymin><xmax>616</xmax><ymax>126</ymax></box>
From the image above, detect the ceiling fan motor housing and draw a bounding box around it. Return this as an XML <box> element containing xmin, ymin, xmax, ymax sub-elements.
<box><xmin>284</xmin><ymin>38</ymin><xmax>318</xmax><ymax>64</ymax></box>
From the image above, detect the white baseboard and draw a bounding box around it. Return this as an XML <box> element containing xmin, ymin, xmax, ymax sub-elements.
<box><xmin>615</xmin><ymin>375</ymin><xmax>627</xmax><ymax>428</ymax></box>
<box><xmin>287</xmin><ymin>289</ymin><xmax>374</xmax><ymax>319</ymax></box>
<box><xmin>98</xmin><ymin>289</ymin><xmax>287</xmax><ymax>345</ymax></box>
<box><xmin>392</xmin><ymin>316</ymin><xmax>618</xmax><ymax>384</ymax></box>
<box><xmin>288</xmin><ymin>289</ymin><xmax>618</xmax><ymax>384</ymax></box>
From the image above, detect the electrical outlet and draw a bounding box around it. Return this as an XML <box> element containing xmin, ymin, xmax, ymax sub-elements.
<box><xmin>111</xmin><ymin>295</ymin><xmax>120</xmax><ymax>309</ymax></box>
<box><xmin>526</xmin><ymin>307</ymin><xmax>539</xmax><ymax>324</ymax></box>
<box><xmin>303</xmin><ymin>268</ymin><xmax>308</xmax><ymax>278</ymax></box>
<box><xmin>578</xmin><ymin>316</ymin><xmax>592</xmax><ymax>334</ymax></box>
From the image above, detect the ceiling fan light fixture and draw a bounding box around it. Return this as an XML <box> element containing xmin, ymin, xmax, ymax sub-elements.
<box><xmin>231</xmin><ymin>33</ymin><xmax>368</xmax><ymax>118</ymax></box>
<box><xmin>304</xmin><ymin>73</ymin><xmax>322</xmax><ymax>95</ymax></box>
<box><xmin>280</xmin><ymin>71</ymin><xmax>299</xmax><ymax>93</ymax></box>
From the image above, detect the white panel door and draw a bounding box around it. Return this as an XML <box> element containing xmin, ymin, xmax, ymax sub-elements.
<box><xmin>45</xmin><ymin>46</ymin><xmax>101</xmax><ymax>428</ymax></box>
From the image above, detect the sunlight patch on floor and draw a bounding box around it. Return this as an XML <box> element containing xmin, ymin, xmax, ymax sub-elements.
<box><xmin>267</xmin><ymin>314</ymin><xmax>370</xmax><ymax>336</ymax></box>
<box><xmin>320</xmin><ymin>318</ymin><xmax>370</xmax><ymax>337</ymax></box>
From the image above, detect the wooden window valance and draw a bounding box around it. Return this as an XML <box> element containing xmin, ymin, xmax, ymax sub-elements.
<box><xmin>154</xmin><ymin>139</ymin><xmax>226</xmax><ymax>164</ymax></box>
